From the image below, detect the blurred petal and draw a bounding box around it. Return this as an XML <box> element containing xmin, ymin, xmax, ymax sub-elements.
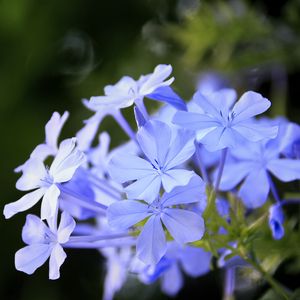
<box><xmin>268</xmin><ymin>159</ymin><xmax>300</xmax><ymax>182</ymax></box>
<box><xmin>269</xmin><ymin>204</ymin><xmax>284</xmax><ymax>240</ymax></box>
<box><xmin>137</xmin><ymin>215</ymin><xmax>166</xmax><ymax>265</ymax></box>
<box><xmin>147</xmin><ymin>86</ymin><xmax>186</xmax><ymax>111</ymax></box>
<box><xmin>180</xmin><ymin>246</ymin><xmax>211</xmax><ymax>277</ymax></box>
<box><xmin>161</xmin><ymin>263</ymin><xmax>183</xmax><ymax>296</ymax></box>
<box><xmin>239</xmin><ymin>169</ymin><xmax>270</xmax><ymax>208</ymax></box>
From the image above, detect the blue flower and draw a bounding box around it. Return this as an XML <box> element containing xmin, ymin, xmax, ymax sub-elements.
<box><xmin>107</xmin><ymin>176</ymin><xmax>206</xmax><ymax>265</ymax></box>
<box><xmin>136</xmin><ymin>242</ymin><xmax>211</xmax><ymax>296</ymax></box>
<box><xmin>173</xmin><ymin>89</ymin><xmax>278</xmax><ymax>151</ymax></box>
<box><xmin>15</xmin><ymin>111</ymin><xmax>69</xmax><ymax>172</ymax></box>
<box><xmin>4</xmin><ymin>138</ymin><xmax>86</xmax><ymax>219</ymax></box>
<box><xmin>269</xmin><ymin>204</ymin><xmax>284</xmax><ymax>240</ymax></box>
<box><xmin>108</xmin><ymin>120</ymin><xmax>196</xmax><ymax>203</ymax></box>
<box><xmin>219</xmin><ymin>124</ymin><xmax>300</xmax><ymax>208</ymax></box>
<box><xmin>15</xmin><ymin>212</ymin><xmax>75</xmax><ymax>280</ymax></box>
<box><xmin>89</xmin><ymin>64</ymin><xmax>186</xmax><ymax>111</ymax></box>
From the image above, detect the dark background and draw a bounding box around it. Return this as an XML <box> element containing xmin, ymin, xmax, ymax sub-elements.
<box><xmin>1</xmin><ymin>0</ymin><xmax>299</xmax><ymax>299</ymax></box>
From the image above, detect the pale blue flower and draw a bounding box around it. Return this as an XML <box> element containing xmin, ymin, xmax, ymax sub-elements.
<box><xmin>220</xmin><ymin>124</ymin><xmax>300</xmax><ymax>208</ymax></box>
<box><xmin>4</xmin><ymin>138</ymin><xmax>86</xmax><ymax>219</ymax></box>
<box><xmin>108</xmin><ymin>120</ymin><xmax>196</xmax><ymax>203</ymax></box>
<box><xmin>173</xmin><ymin>89</ymin><xmax>278</xmax><ymax>151</ymax></box>
<box><xmin>15</xmin><ymin>111</ymin><xmax>69</xmax><ymax>172</ymax></box>
<box><xmin>107</xmin><ymin>176</ymin><xmax>206</xmax><ymax>265</ymax></box>
<box><xmin>15</xmin><ymin>211</ymin><xmax>75</xmax><ymax>279</ymax></box>
<box><xmin>89</xmin><ymin>64</ymin><xmax>186</xmax><ymax>111</ymax></box>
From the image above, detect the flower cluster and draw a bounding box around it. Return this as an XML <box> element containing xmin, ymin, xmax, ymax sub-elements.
<box><xmin>4</xmin><ymin>64</ymin><xmax>300</xmax><ymax>299</ymax></box>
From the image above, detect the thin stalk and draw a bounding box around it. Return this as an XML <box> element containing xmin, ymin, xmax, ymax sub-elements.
<box><xmin>215</xmin><ymin>148</ymin><xmax>228</xmax><ymax>191</ymax></box>
<box><xmin>69</xmin><ymin>232</ymin><xmax>133</xmax><ymax>243</ymax></box>
<box><xmin>223</xmin><ymin>268</ymin><xmax>235</xmax><ymax>300</ymax></box>
<box><xmin>135</xmin><ymin>97</ymin><xmax>149</xmax><ymax>120</ymax></box>
<box><xmin>112</xmin><ymin>110</ymin><xmax>137</xmax><ymax>141</ymax></box>
<box><xmin>194</xmin><ymin>142</ymin><xmax>210</xmax><ymax>183</ymax></box>
<box><xmin>64</xmin><ymin>238</ymin><xmax>136</xmax><ymax>249</ymax></box>
<box><xmin>268</xmin><ymin>173</ymin><xmax>281</xmax><ymax>203</ymax></box>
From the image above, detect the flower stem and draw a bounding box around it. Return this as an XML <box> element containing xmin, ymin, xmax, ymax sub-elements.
<box><xmin>194</xmin><ymin>142</ymin><xmax>210</xmax><ymax>184</ymax></box>
<box><xmin>215</xmin><ymin>148</ymin><xmax>228</xmax><ymax>191</ymax></box>
<box><xmin>223</xmin><ymin>267</ymin><xmax>235</xmax><ymax>300</ymax></box>
<box><xmin>112</xmin><ymin>110</ymin><xmax>137</xmax><ymax>141</ymax></box>
<box><xmin>268</xmin><ymin>173</ymin><xmax>281</xmax><ymax>203</ymax></box>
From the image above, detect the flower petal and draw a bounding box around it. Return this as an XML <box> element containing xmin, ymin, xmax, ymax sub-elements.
<box><xmin>161</xmin><ymin>208</ymin><xmax>204</xmax><ymax>244</ymax></box>
<box><xmin>107</xmin><ymin>200</ymin><xmax>150</xmax><ymax>230</ymax></box>
<box><xmin>4</xmin><ymin>188</ymin><xmax>46</xmax><ymax>219</ymax></box>
<box><xmin>161</xmin><ymin>262</ymin><xmax>183</xmax><ymax>296</ymax></box>
<box><xmin>137</xmin><ymin>215</ymin><xmax>166</xmax><ymax>265</ymax></box>
<box><xmin>232</xmin><ymin>91</ymin><xmax>271</xmax><ymax>123</ymax></box>
<box><xmin>15</xmin><ymin>244</ymin><xmax>52</xmax><ymax>275</ymax></box>
<box><xmin>161</xmin><ymin>175</ymin><xmax>206</xmax><ymax>206</ymax></box>
<box><xmin>22</xmin><ymin>214</ymin><xmax>50</xmax><ymax>244</ymax></box>
<box><xmin>267</xmin><ymin>159</ymin><xmax>300</xmax><ymax>182</ymax></box>
<box><xmin>161</xmin><ymin>169</ymin><xmax>195</xmax><ymax>193</ymax></box>
<box><xmin>125</xmin><ymin>174</ymin><xmax>161</xmax><ymax>203</ymax></box>
<box><xmin>57</xmin><ymin>211</ymin><xmax>76</xmax><ymax>244</ymax></box>
<box><xmin>41</xmin><ymin>184</ymin><xmax>60</xmax><ymax>220</ymax></box>
<box><xmin>49</xmin><ymin>244</ymin><xmax>67</xmax><ymax>280</ymax></box>
<box><xmin>238</xmin><ymin>169</ymin><xmax>270</xmax><ymax>208</ymax></box>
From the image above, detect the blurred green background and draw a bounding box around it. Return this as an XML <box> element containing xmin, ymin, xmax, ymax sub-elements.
<box><xmin>1</xmin><ymin>0</ymin><xmax>300</xmax><ymax>299</ymax></box>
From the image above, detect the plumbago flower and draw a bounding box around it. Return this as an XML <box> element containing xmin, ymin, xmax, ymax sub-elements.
<box><xmin>108</xmin><ymin>120</ymin><xmax>196</xmax><ymax>203</ymax></box>
<box><xmin>107</xmin><ymin>176</ymin><xmax>206</xmax><ymax>265</ymax></box>
<box><xmin>89</xmin><ymin>64</ymin><xmax>186</xmax><ymax>112</ymax></box>
<box><xmin>4</xmin><ymin>138</ymin><xmax>86</xmax><ymax>219</ymax></box>
<box><xmin>219</xmin><ymin>122</ymin><xmax>300</xmax><ymax>208</ymax></box>
<box><xmin>15</xmin><ymin>111</ymin><xmax>69</xmax><ymax>172</ymax></box>
<box><xmin>173</xmin><ymin>89</ymin><xmax>278</xmax><ymax>151</ymax></box>
<box><xmin>133</xmin><ymin>242</ymin><xmax>211</xmax><ymax>296</ymax></box>
<box><xmin>15</xmin><ymin>212</ymin><xmax>75</xmax><ymax>279</ymax></box>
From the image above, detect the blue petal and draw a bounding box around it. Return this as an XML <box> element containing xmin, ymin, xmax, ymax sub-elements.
<box><xmin>233</xmin><ymin>122</ymin><xmax>278</xmax><ymax>142</ymax></box>
<box><xmin>232</xmin><ymin>91</ymin><xmax>271</xmax><ymax>123</ymax></box>
<box><xmin>45</xmin><ymin>111</ymin><xmax>69</xmax><ymax>150</ymax></box>
<box><xmin>161</xmin><ymin>208</ymin><xmax>204</xmax><ymax>244</ymax></box>
<box><xmin>219</xmin><ymin>162</ymin><xmax>253</xmax><ymax>191</ymax></box>
<box><xmin>125</xmin><ymin>174</ymin><xmax>161</xmax><ymax>203</ymax></box>
<box><xmin>137</xmin><ymin>120</ymin><xmax>172</xmax><ymax>166</ymax></box>
<box><xmin>164</xmin><ymin>129</ymin><xmax>195</xmax><ymax>169</ymax></box>
<box><xmin>137</xmin><ymin>215</ymin><xmax>166</xmax><ymax>265</ymax></box>
<box><xmin>4</xmin><ymin>188</ymin><xmax>46</xmax><ymax>219</ymax></box>
<box><xmin>139</xmin><ymin>64</ymin><xmax>174</xmax><ymax>95</ymax></box>
<box><xmin>49</xmin><ymin>244</ymin><xmax>67</xmax><ymax>280</ymax></box>
<box><xmin>22</xmin><ymin>214</ymin><xmax>51</xmax><ymax>245</ymax></box>
<box><xmin>57</xmin><ymin>211</ymin><xmax>76</xmax><ymax>243</ymax></box>
<box><xmin>41</xmin><ymin>184</ymin><xmax>60</xmax><ymax>220</ymax></box>
<box><xmin>267</xmin><ymin>159</ymin><xmax>300</xmax><ymax>182</ymax></box>
<box><xmin>50</xmin><ymin>138</ymin><xmax>86</xmax><ymax>183</ymax></box>
<box><xmin>161</xmin><ymin>262</ymin><xmax>183</xmax><ymax>296</ymax></box>
<box><xmin>179</xmin><ymin>246</ymin><xmax>211</xmax><ymax>277</ymax></box>
<box><xmin>161</xmin><ymin>175</ymin><xmax>206</xmax><ymax>206</ymax></box>
<box><xmin>161</xmin><ymin>169</ymin><xmax>195</xmax><ymax>193</ymax></box>
<box><xmin>107</xmin><ymin>200</ymin><xmax>150</xmax><ymax>230</ymax></box>
<box><xmin>15</xmin><ymin>244</ymin><xmax>52</xmax><ymax>275</ymax></box>
<box><xmin>147</xmin><ymin>86</ymin><xmax>186</xmax><ymax>111</ymax></box>
<box><xmin>239</xmin><ymin>169</ymin><xmax>270</xmax><ymax>208</ymax></box>
<box><xmin>108</xmin><ymin>154</ymin><xmax>155</xmax><ymax>182</ymax></box>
